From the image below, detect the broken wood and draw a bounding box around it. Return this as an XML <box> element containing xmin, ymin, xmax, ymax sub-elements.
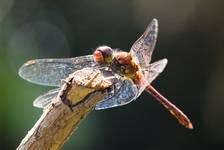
<box><xmin>17</xmin><ymin>68</ymin><xmax>113</xmax><ymax>150</ymax></box>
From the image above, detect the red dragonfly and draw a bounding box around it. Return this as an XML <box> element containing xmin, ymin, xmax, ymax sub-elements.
<box><xmin>19</xmin><ymin>19</ymin><xmax>193</xmax><ymax>129</ymax></box>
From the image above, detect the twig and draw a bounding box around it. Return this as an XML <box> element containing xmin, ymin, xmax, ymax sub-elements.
<box><xmin>17</xmin><ymin>68</ymin><xmax>112</xmax><ymax>150</ymax></box>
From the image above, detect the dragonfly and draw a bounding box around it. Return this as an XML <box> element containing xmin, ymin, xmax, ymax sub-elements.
<box><xmin>19</xmin><ymin>19</ymin><xmax>193</xmax><ymax>129</ymax></box>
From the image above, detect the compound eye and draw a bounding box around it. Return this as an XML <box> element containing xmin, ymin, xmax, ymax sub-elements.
<box><xmin>99</xmin><ymin>46</ymin><xmax>113</xmax><ymax>57</ymax></box>
<box><xmin>93</xmin><ymin>46</ymin><xmax>113</xmax><ymax>64</ymax></box>
<box><xmin>93</xmin><ymin>49</ymin><xmax>104</xmax><ymax>63</ymax></box>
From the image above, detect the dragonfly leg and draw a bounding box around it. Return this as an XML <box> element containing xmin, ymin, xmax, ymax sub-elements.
<box><xmin>111</xmin><ymin>83</ymin><xmax>116</xmax><ymax>96</ymax></box>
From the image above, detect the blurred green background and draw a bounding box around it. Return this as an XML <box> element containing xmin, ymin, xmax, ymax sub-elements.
<box><xmin>0</xmin><ymin>0</ymin><xmax>224</xmax><ymax>149</ymax></box>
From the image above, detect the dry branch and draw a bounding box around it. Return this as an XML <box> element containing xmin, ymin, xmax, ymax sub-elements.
<box><xmin>17</xmin><ymin>68</ymin><xmax>112</xmax><ymax>150</ymax></box>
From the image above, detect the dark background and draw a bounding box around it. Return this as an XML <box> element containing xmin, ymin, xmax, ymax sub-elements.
<box><xmin>0</xmin><ymin>0</ymin><xmax>224</xmax><ymax>149</ymax></box>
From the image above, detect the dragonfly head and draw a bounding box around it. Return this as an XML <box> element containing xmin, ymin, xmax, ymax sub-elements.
<box><xmin>93</xmin><ymin>46</ymin><xmax>113</xmax><ymax>64</ymax></box>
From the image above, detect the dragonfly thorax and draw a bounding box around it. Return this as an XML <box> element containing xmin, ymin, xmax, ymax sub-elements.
<box><xmin>111</xmin><ymin>52</ymin><xmax>143</xmax><ymax>84</ymax></box>
<box><xmin>93</xmin><ymin>47</ymin><xmax>144</xmax><ymax>85</ymax></box>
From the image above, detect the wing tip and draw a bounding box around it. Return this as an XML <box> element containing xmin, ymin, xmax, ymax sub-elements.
<box><xmin>18</xmin><ymin>59</ymin><xmax>37</xmax><ymax>78</ymax></box>
<box><xmin>152</xmin><ymin>18</ymin><xmax>158</xmax><ymax>24</ymax></box>
<box><xmin>162</xmin><ymin>58</ymin><xmax>168</xmax><ymax>65</ymax></box>
<box><xmin>151</xmin><ymin>18</ymin><xmax>158</xmax><ymax>29</ymax></box>
<box><xmin>33</xmin><ymin>101</ymin><xmax>43</xmax><ymax>109</ymax></box>
<box><xmin>18</xmin><ymin>64</ymin><xmax>25</xmax><ymax>79</ymax></box>
<box><xmin>160</xmin><ymin>58</ymin><xmax>168</xmax><ymax>72</ymax></box>
<box><xmin>150</xmin><ymin>58</ymin><xmax>168</xmax><ymax>74</ymax></box>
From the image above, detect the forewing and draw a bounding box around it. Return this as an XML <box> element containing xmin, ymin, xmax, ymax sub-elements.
<box><xmin>147</xmin><ymin>58</ymin><xmax>168</xmax><ymax>83</ymax></box>
<box><xmin>130</xmin><ymin>19</ymin><xmax>158</xmax><ymax>66</ymax></box>
<box><xmin>33</xmin><ymin>88</ymin><xmax>60</xmax><ymax>108</ymax></box>
<box><xmin>95</xmin><ymin>79</ymin><xmax>138</xmax><ymax>110</ymax></box>
<box><xmin>18</xmin><ymin>55</ymin><xmax>97</xmax><ymax>87</ymax></box>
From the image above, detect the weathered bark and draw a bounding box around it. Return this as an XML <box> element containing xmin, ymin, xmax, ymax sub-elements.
<box><xmin>17</xmin><ymin>68</ymin><xmax>112</xmax><ymax>150</ymax></box>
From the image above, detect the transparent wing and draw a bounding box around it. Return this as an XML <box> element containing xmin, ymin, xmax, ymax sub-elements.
<box><xmin>95</xmin><ymin>79</ymin><xmax>138</xmax><ymax>110</ymax></box>
<box><xmin>18</xmin><ymin>55</ymin><xmax>97</xmax><ymax>87</ymax></box>
<box><xmin>33</xmin><ymin>88</ymin><xmax>60</xmax><ymax>108</ymax></box>
<box><xmin>146</xmin><ymin>58</ymin><xmax>168</xmax><ymax>83</ymax></box>
<box><xmin>130</xmin><ymin>19</ymin><xmax>158</xmax><ymax>67</ymax></box>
